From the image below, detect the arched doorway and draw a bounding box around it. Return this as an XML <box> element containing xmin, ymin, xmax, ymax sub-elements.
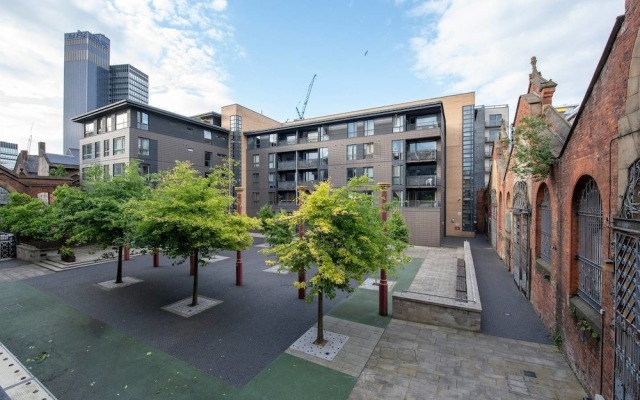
<box><xmin>512</xmin><ymin>181</ymin><xmax>530</xmax><ymax>297</ymax></box>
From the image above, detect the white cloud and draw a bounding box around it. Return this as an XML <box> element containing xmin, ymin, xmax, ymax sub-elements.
<box><xmin>407</xmin><ymin>0</ymin><xmax>624</xmax><ymax>121</ymax></box>
<box><xmin>0</xmin><ymin>0</ymin><xmax>234</xmax><ymax>154</ymax></box>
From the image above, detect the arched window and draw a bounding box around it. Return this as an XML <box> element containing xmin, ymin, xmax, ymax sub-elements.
<box><xmin>539</xmin><ymin>186</ymin><xmax>551</xmax><ymax>263</ymax></box>
<box><xmin>576</xmin><ymin>178</ymin><xmax>602</xmax><ymax>309</ymax></box>
<box><xmin>0</xmin><ymin>187</ymin><xmax>8</xmax><ymax>205</ymax></box>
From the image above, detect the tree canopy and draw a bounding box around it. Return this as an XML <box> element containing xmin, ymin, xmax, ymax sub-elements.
<box><xmin>0</xmin><ymin>193</ymin><xmax>54</xmax><ymax>241</ymax></box>
<box><xmin>265</xmin><ymin>177</ymin><xmax>408</xmax><ymax>344</ymax></box>
<box><xmin>511</xmin><ymin>115</ymin><xmax>555</xmax><ymax>182</ymax></box>
<box><xmin>128</xmin><ymin>161</ymin><xmax>257</xmax><ymax>306</ymax></box>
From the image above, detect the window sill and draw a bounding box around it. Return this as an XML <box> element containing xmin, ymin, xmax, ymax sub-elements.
<box><xmin>535</xmin><ymin>258</ymin><xmax>551</xmax><ymax>281</ymax></box>
<box><xmin>569</xmin><ymin>296</ymin><xmax>602</xmax><ymax>337</ymax></box>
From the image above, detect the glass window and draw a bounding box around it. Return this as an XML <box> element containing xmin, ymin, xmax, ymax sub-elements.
<box><xmin>139</xmin><ymin>164</ymin><xmax>150</xmax><ymax>176</ymax></box>
<box><xmin>136</xmin><ymin>111</ymin><xmax>148</xmax><ymax>130</ymax></box>
<box><xmin>319</xmin><ymin>126</ymin><xmax>329</xmax><ymax>141</ymax></box>
<box><xmin>84</xmin><ymin>122</ymin><xmax>95</xmax><ymax>137</ymax></box>
<box><xmin>253</xmin><ymin>172</ymin><xmax>260</xmax><ymax>184</ymax></box>
<box><xmin>364</xmin><ymin>120</ymin><xmax>374</xmax><ymax>136</ymax></box>
<box><xmin>103</xmin><ymin>139</ymin><xmax>110</xmax><ymax>157</ymax></box>
<box><xmin>319</xmin><ymin>169</ymin><xmax>329</xmax><ymax>181</ymax></box>
<box><xmin>364</xmin><ymin>143</ymin><xmax>375</xmax><ymax>158</ymax></box>
<box><xmin>393</xmin><ymin>190</ymin><xmax>404</xmax><ymax>207</ymax></box>
<box><xmin>106</xmin><ymin>115</ymin><xmax>115</xmax><ymax>132</ymax></box>
<box><xmin>363</xmin><ymin>167</ymin><xmax>374</xmax><ymax>181</ymax></box>
<box><xmin>392</xmin><ymin>165</ymin><xmax>404</xmax><ymax>185</ymax></box>
<box><xmin>347</xmin><ymin>168</ymin><xmax>357</xmax><ymax>180</ymax></box>
<box><xmin>82</xmin><ymin>143</ymin><xmax>93</xmax><ymax>160</ymax></box>
<box><xmin>138</xmin><ymin>137</ymin><xmax>149</xmax><ymax>156</ymax></box>
<box><xmin>392</xmin><ymin>140</ymin><xmax>404</xmax><ymax>160</ymax></box>
<box><xmin>268</xmin><ymin>192</ymin><xmax>276</xmax><ymax>205</ymax></box>
<box><xmin>247</xmin><ymin>137</ymin><xmax>255</xmax><ymax>150</ymax></box>
<box><xmin>416</xmin><ymin>115</ymin><xmax>438</xmax><ymax>129</ymax></box>
<box><xmin>393</xmin><ymin>115</ymin><xmax>405</xmax><ymax>133</ymax></box>
<box><xmin>103</xmin><ymin>164</ymin><xmax>110</xmax><ymax>178</ymax></box>
<box><xmin>489</xmin><ymin>114</ymin><xmax>502</xmax><ymax>126</ymax></box>
<box><xmin>269</xmin><ymin>172</ymin><xmax>276</xmax><ymax>188</ymax></box>
<box><xmin>268</xmin><ymin>153</ymin><xmax>275</xmax><ymax>169</ymax></box>
<box><xmin>252</xmin><ymin>192</ymin><xmax>259</xmax><ymax>204</ymax></box>
<box><xmin>320</xmin><ymin>148</ymin><xmax>328</xmax><ymax>165</ymax></box>
<box><xmin>204</xmin><ymin>130</ymin><xmax>212</xmax><ymax>144</ymax></box>
<box><xmin>270</xmin><ymin>134</ymin><xmax>277</xmax><ymax>146</ymax></box>
<box><xmin>205</xmin><ymin>151</ymin><xmax>213</xmax><ymax>167</ymax></box>
<box><xmin>113</xmin><ymin>162</ymin><xmax>125</xmax><ymax>176</ymax></box>
<box><xmin>253</xmin><ymin>154</ymin><xmax>260</xmax><ymax>167</ymax></box>
<box><xmin>94</xmin><ymin>141</ymin><xmax>100</xmax><ymax>158</ymax></box>
<box><xmin>347</xmin><ymin>122</ymin><xmax>356</xmax><ymax>138</ymax></box>
<box><xmin>113</xmin><ymin>137</ymin><xmax>125</xmax><ymax>155</ymax></box>
<box><xmin>115</xmin><ymin>111</ymin><xmax>128</xmax><ymax>130</ymax></box>
<box><xmin>488</xmin><ymin>129</ymin><xmax>500</xmax><ymax>142</ymax></box>
<box><xmin>347</xmin><ymin>145</ymin><xmax>356</xmax><ymax>160</ymax></box>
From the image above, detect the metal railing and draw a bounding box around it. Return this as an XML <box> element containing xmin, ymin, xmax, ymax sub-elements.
<box><xmin>406</xmin><ymin>150</ymin><xmax>437</xmax><ymax>162</ymax></box>
<box><xmin>0</xmin><ymin>233</ymin><xmax>16</xmax><ymax>259</ymax></box>
<box><xmin>277</xmin><ymin>160</ymin><xmax>296</xmax><ymax>170</ymax></box>
<box><xmin>406</xmin><ymin>175</ymin><xmax>437</xmax><ymax>187</ymax></box>
<box><xmin>406</xmin><ymin>200</ymin><xmax>439</xmax><ymax>208</ymax></box>
<box><xmin>277</xmin><ymin>181</ymin><xmax>296</xmax><ymax>190</ymax></box>
<box><xmin>298</xmin><ymin>159</ymin><xmax>318</xmax><ymax>169</ymax></box>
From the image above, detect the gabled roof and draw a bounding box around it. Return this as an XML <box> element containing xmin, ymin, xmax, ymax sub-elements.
<box><xmin>559</xmin><ymin>15</ymin><xmax>624</xmax><ymax>156</ymax></box>
<box><xmin>45</xmin><ymin>151</ymin><xmax>79</xmax><ymax>167</ymax></box>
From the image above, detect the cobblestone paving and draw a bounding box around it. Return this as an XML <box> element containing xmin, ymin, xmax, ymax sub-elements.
<box><xmin>349</xmin><ymin>319</ymin><xmax>587</xmax><ymax>400</ymax></box>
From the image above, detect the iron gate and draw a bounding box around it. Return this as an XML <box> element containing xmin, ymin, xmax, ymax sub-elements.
<box><xmin>577</xmin><ymin>178</ymin><xmax>603</xmax><ymax>309</ymax></box>
<box><xmin>491</xmin><ymin>189</ymin><xmax>497</xmax><ymax>249</ymax></box>
<box><xmin>0</xmin><ymin>233</ymin><xmax>16</xmax><ymax>259</ymax></box>
<box><xmin>512</xmin><ymin>182</ymin><xmax>530</xmax><ymax>297</ymax></box>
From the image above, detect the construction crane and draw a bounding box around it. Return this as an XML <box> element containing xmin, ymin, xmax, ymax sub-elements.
<box><xmin>296</xmin><ymin>74</ymin><xmax>317</xmax><ymax>120</ymax></box>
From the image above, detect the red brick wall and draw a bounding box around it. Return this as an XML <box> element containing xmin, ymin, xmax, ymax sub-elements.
<box><xmin>0</xmin><ymin>167</ymin><xmax>75</xmax><ymax>201</ymax></box>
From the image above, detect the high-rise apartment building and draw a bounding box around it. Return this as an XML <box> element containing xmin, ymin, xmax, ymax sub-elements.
<box><xmin>0</xmin><ymin>141</ymin><xmax>18</xmax><ymax>170</ymax></box>
<box><xmin>109</xmin><ymin>64</ymin><xmax>149</xmax><ymax>104</ymax></box>
<box><xmin>63</xmin><ymin>31</ymin><xmax>111</xmax><ymax>152</ymax></box>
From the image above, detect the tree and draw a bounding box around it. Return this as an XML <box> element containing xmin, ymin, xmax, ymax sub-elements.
<box><xmin>266</xmin><ymin>177</ymin><xmax>407</xmax><ymax>345</ymax></box>
<box><xmin>49</xmin><ymin>164</ymin><xmax>69</xmax><ymax>177</ymax></box>
<box><xmin>0</xmin><ymin>193</ymin><xmax>54</xmax><ymax>241</ymax></box>
<box><xmin>258</xmin><ymin>204</ymin><xmax>294</xmax><ymax>247</ymax></box>
<box><xmin>510</xmin><ymin>115</ymin><xmax>555</xmax><ymax>181</ymax></box>
<box><xmin>128</xmin><ymin>161</ymin><xmax>256</xmax><ymax>306</ymax></box>
<box><xmin>53</xmin><ymin>162</ymin><xmax>149</xmax><ymax>282</ymax></box>
<box><xmin>386</xmin><ymin>209</ymin><xmax>410</xmax><ymax>245</ymax></box>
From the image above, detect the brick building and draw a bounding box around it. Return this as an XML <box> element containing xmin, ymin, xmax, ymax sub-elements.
<box><xmin>0</xmin><ymin>165</ymin><xmax>75</xmax><ymax>206</ymax></box>
<box><xmin>488</xmin><ymin>1</ymin><xmax>640</xmax><ymax>398</ymax></box>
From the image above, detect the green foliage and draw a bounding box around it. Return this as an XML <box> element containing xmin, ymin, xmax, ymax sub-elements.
<box><xmin>258</xmin><ymin>204</ymin><xmax>294</xmax><ymax>247</ymax></box>
<box><xmin>577</xmin><ymin>319</ymin><xmax>600</xmax><ymax>340</ymax></box>
<box><xmin>386</xmin><ymin>210</ymin><xmax>410</xmax><ymax>246</ymax></box>
<box><xmin>0</xmin><ymin>193</ymin><xmax>54</xmax><ymax>241</ymax></box>
<box><xmin>49</xmin><ymin>164</ymin><xmax>69</xmax><ymax>177</ymax></box>
<box><xmin>58</xmin><ymin>245</ymin><xmax>74</xmax><ymax>257</ymax></box>
<box><xmin>511</xmin><ymin>116</ymin><xmax>555</xmax><ymax>182</ymax></box>
<box><xmin>265</xmin><ymin>177</ymin><xmax>408</xmax><ymax>341</ymax></box>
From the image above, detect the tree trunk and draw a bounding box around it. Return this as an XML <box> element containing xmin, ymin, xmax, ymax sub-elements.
<box><xmin>190</xmin><ymin>250</ymin><xmax>199</xmax><ymax>307</ymax></box>
<box><xmin>314</xmin><ymin>289</ymin><xmax>327</xmax><ymax>346</ymax></box>
<box><xmin>116</xmin><ymin>245</ymin><xmax>123</xmax><ymax>284</ymax></box>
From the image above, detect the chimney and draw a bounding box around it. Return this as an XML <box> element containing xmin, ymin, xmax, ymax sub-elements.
<box><xmin>38</xmin><ymin>142</ymin><xmax>46</xmax><ymax>157</ymax></box>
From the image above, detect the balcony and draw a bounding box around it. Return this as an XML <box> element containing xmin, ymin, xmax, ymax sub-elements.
<box><xmin>406</xmin><ymin>122</ymin><xmax>439</xmax><ymax>131</ymax></box>
<box><xmin>407</xmin><ymin>150</ymin><xmax>437</xmax><ymax>162</ymax></box>
<box><xmin>407</xmin><ymin>200</ymin><xmax>440</xmax><ymax>208</ymax></box>
<box><xmin>298</xmin><ymin>159</ymin><xmax>318</xmax><ymax>169</ymax></box>
<box><xmin>278</xmin><ymin>180</ymin><xmax>296</xmax><ymax>190</ymax></box>
<box><xmin>277</xmin><ymin>160</ymin><xmax>296</xmax><ymax>170</ymax></box>
<box><xmin>406</xmin><ymin>175</ymin><xmax>437</xmax><ymax>187</ymax></box>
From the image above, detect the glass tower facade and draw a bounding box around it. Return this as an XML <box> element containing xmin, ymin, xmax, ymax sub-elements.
<box><xmin>109</xmin><ymin>64</ymin><xmax>149</xmax><ymax>104</ymax></box>
<box><xmin>63</xmin><ymin>31</ymin><xmax>110</xmax><ymax>152</ymax></box>
<box><xmin>0</xmin><ymin>141</ymin><xmax>18</xmax><ymax>170</ymax></box>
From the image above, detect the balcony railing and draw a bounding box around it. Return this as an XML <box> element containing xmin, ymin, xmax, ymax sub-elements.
<box><xmin>277</xmin><ymin>160</ymin><xmax>296</xmax><ymax>170</ymax></box>
<box><xmin>406</xmin><ymin>200</ymin><xmax>440</xmax><ymax>208</ymax></box>
<box><xmin>298</xmin><ymin>159</ymin><xmax>318</xmax><ymax>169</ymax></box>
<box><xmin>407</xmin><ymin>150</ymin><xmax>437</xmax><ymax>162</ymax></box>
<box><xmin>278</xmin><ymin>180</ymin><xmax>296</xmax><ymax>190</ymax></box>
<box><xmin>406</xmin><ymin>122</ymin><xmax>439</xmax><ymax>131</ymax></box>
<box><xmin>406</xmin><ymin>175</ymin><xmax>437</xmax><ymax>187</ymax></box>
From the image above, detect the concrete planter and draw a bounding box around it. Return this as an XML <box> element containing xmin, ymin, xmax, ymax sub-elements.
<box><xmin>16</xmin><ymin>244</ymin><xmax>44</xmax><ymax>263</ymax></box>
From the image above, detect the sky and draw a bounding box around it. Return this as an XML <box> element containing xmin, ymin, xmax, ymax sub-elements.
<box><xmin>0</xmin><ymin>0</ymin><xmax>625</xmax><ymax>155</ymax></box>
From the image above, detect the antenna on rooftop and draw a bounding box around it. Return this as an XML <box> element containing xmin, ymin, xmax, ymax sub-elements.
<box><xmin>27</xmin><ymin>123</ymin><xmax>33</xmax><ymax>154</ymax></box>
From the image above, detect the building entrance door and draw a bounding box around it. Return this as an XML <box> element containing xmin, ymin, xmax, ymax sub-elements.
<box><xmin>511</xmin><ymin>182</ymin><xmax>530</xmax><ymax>298</ymax></box>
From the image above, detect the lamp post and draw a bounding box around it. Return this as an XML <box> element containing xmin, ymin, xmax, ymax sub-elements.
<box><xmin>378</xmin><ymin>182</ymin><xmax>390</xmax><ymax>316</ymax></box>
<box><xmin>236</xmin><ymin>187</ymin><xmax>244</xmax><ymax>286</ymax></box>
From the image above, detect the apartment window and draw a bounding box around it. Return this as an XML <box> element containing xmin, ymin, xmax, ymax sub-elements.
<box><xmin>489</xmin><ymin>114</ymin><xmax>502</xmax><ymax>126</ymax></box>
<box><xmin>319</xmin><ymin>169</ymin><xmax>329</xmax><ymax>181</ymax></box>
<box><xmin>392</xmin><ymin>140</ymin><xmax>404</xmax><ymax>161</ymax></box>
<box><xmin>320</xmin><ymin>147</ymin><xmax>328</xmax><ymax>165</ymax></box>
<box><xmin>82</xmin><ymin>143</ymin><xmax>93</xmax><ymax>160</ymax></box>
<box><xmin>415</xmin><ymin>115</ymin><xmax>438</xmax><ymax>129</ymax></box>
<box><xmin>205</xmin><ymin>151</ymin><xmax>213</xmax><ymax>167</ymax></box>
<box><xmin>113</xmin><ymin>137</ymin><xmax>125</xmax><ymax>155</ymax></box>
<box><xmin>247</xmin><ymin>137</ymin><xmax>255</xmax><ymax>150</ymax></box>
<box><xmin>488</xmin><ymin>129</ymin><xmax>500</xmax><ymax>142</ymax></box>
<box><xmin>94</xmin><ymin>141</ymin><xmax>100</xmax><ymax>158</ymax></box>
<box><xmin>81</xmin><ymin>167</ymin><xmax>89</xmax><ymax>180</ymax></box>
<box><xmin>204</xmin><ymin>130</ymin><xmax>212</xmax><ymax>144</ymax></box>
<box><xmin>138</xmin><ymin>138</ymin><xmax>150</xmax><ymax>156</ymax></box>
<box><xmin>106</xmin><ymin>115</ymin><xmax>115</xmax><ymax>132</ymax></box>
<box><xmin>363</xmin><ymin>167</ymin><xmax>374</xmax><ymax>182</ymax></box>
<box><xmin>347</xmin><ymin>145</ymin><xmax>357</xmax><ymax>160</ymax></box>
<box><xmin>113</xmin><ymin>162</ymin><xmax>125</xmax><ymax>176</ymax></box>
<box><xmin>103</xmin><ymin>139</ymin><xmax>110</xmax><ymax>157</ymax></box>
<box><xmin>393</xmin><ymin>190</ymin><xmax>404</xmax><ymax>207</ymax></box>
<box><xmin>392</xmin><ymin>165</ymin><xmax>404</xmax><ymax>185</ymax></box>
<box><xmin>139</xmin><ymin>164</ymin><xmax>150</xmax><ymax>176</ymax></box>
<box><xmin>102</xmin><ymin>164</ymin><xmax>110</xmax><ymax>178</ymax></box>
<box><xmin>253</xmin><ymin>154</ymin><xmax>260</xmax><ymax>167</ymax></box>
<box><xmin>115</xmin><ymin>111</ymin><xmax>128</xmax><ymax>130</ymax></box>
<box><xmin>252</xmin><ymin>173</ymin><xmax>260</xmax><ymax>185</ymax></box>
<box><xmin>319</xmin><ymin>126</ymin><xmax>329</xmax><ymax>141</ymax></box>
<box><xmin>347</xmin><ymin>122</ymin><xmax>357</xmax><ymax>138</ymax></box>
<box><xmin>364</xmin><ymin>120</ymin><xmax>374</xmax><ymax>136</ymax></box>
<box><xmin>252</xmin><ymin>192</ymin><xmax>259</xmax><ymax>205</ymax></box>
<box><xmin>84</xmin><ymin>122</ymin><xmax>95</xmax><ymax>137</ymax></box>
<box><xmin>364</xmin><ymin>142</ymin><xmax>375</xmax><ymax>158</ymax></box>
<box><xmin>136</xmin><ymin>111</ymin><xmax>149</xmax><ymax>130</ymax></box>
<box><xmin>269</xmin><ymin>172</ymin><xmax>276</xmax><ymax>189</ymax></box>
<box><xmin>393</xmin><ymin>115</ymin><xmax>405</xmax><ymax>133</ymax></box>
<box><xmin>268</xmin><ymin>192</ymin><xmax>276</xmax><ymax>205</ymax></box>
<box><xmin>347</xmin><ymin>168</ymin><xmax>357</xmax><ymax>180</ymax></box>
<box><xmin>268</xmin><ymin>153</ymin><xmax>275</xmax><ymax>169</ymax></box>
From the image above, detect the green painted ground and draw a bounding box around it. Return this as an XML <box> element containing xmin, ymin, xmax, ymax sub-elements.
<box><xmin>0</xmin><ymin>258</ymin><xmax>422</xmax><ymax>399</ymax></box>
<box><xmin>327</xmin><ymin>258</ymin><xmax>423</xmax><ymax>328</ymax></box>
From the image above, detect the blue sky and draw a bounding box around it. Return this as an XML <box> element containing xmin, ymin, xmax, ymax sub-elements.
<box><xmin>0</xmin><ymin>0</ymin><xmax>624</xmax><ymax>154</ymax></box>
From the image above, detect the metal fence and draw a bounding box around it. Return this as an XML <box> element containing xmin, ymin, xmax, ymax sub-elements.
<box><xmin>0</xmin><ymin>233</ymin><xmax>16</xmax><ymax>259</ymax></box>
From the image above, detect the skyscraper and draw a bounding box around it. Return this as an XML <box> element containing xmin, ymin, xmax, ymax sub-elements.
<box><xmin>0</xmin><ymin>141</ymin><xmax>18</xmax><ymax>170</ymax></box>
<box><xmin>109</xmin><ymin>64</ymin><xmax>149</xmax><ymax>104</ymax></box>
<box><xmin>63</xmin><ymin>31</ymin><xmax>110</xmax><ymax>152</ymax></box>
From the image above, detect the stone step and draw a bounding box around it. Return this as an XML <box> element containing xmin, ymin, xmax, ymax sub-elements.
<box><xmin>34</xmin><ymin>258</ymin><xmax>110</xmax><ymax>272</ymax></box>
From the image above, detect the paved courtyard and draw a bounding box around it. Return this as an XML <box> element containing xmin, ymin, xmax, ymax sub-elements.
<box><xmin>0</xmin><ymin>236</ymin><xmax>587</xmax><ymax>399</ymax></box>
